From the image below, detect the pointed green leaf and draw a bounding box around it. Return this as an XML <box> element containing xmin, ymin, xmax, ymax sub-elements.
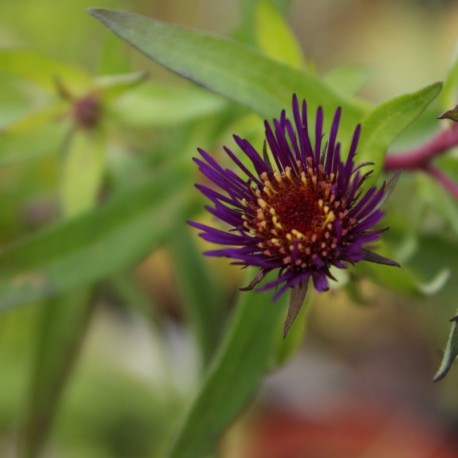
<box><xmin>355</xmin><ymin>239</ymin><xmax>449</xmax><ymax>296</ymax></box>
<box><xmin>95</xmin><ymin>71</ymin><xmax>148</xmax><ymax>101</ymax></box>
<box><xmin>324</xmin><ymin>65</ymin><xmax>373</xmax><ymax>97</ymax></box>
<box><xmin>440</xmin><ymin>42</ymin><xmax>458</xmax><ymax>109</ymax></box>
<box><xmin>255</xmin><ymin>0</ymin><xmax>306</xmax><ymax>69</ymax></box>
<box><xmin>0</xmin><ymin>49</ymin><xmax>91</xmax><ymax>94</ymax></box>
<box><xmin>167</xmin><ymin>275</ymin><xmax>283</xmax><ymax>458</ymax></box>
<box><xmin>109</xmin><ymin>82</ymin><xmax>226</xmax><ymax>127</ymax></box>
<box><xmin>21</xmin><ymin>290</ymin><xmax>94</xmax><ymax>458</ymax></box>
<box><xmin>60</xmin><ymin>129</ymin><xmax>106</xmax><ymax>217</ymax></box>
<box><xmin>434</xmin><ymin>311</ymin><xmax>458</xmax><ymax>382</ymax></box>
<box><xmin>88</xmin><ymin>8</ymin><xmax>365</xmax><ymax>134</ymax></box>
<box><xmin>417</xmin><ymin>173</ymin><xmax>458</xmax><ymax>235</ymax></box>
<box><xmin>273</xmin><ymin>288</ymin><xmax>310</xmax><ymax>366</ymax></box>
<box><xmin>0</xmin><ymin>165</ymin><xmax>197</xmax><ymax>309</ymax></box>
<box><xmin>0</xmin><ymin>111</ymin><xmax>70</xmax><ymax>166</ymax></box>
<box><xmin>358</xmin><ymin>82</ymin><xmax>442</xmax><ymax>184</ymax></box>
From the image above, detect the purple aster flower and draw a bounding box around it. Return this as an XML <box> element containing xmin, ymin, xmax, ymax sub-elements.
<box><xmin>190</xmin><ymin>95</ymin><xmax>399</xmax><ymax>335</ymax></box>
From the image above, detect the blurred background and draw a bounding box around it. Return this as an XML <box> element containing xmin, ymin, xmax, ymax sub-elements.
<box><xmin>1</xmin><ymin>0</ymin><xmax>458</xmax><ymax>457</ymax></box>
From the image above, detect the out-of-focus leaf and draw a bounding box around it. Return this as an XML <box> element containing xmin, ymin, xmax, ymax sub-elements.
<box><xmin>166</xmin><ymin>273</ymin><xmax>283</xmax><ymax>458</ymax></box>
<box><xmin>324</xmin><ymin>65</ymin><xmax>373</xmax><ymax>97</ymax></box>
<box><xmin>353</xmin><ymin>241</ymin><xmax>412</xmax><ymax>294</ymax></box>
<box><xmin>171</xmin><ymin>228</ymin><xmax>227</xmax><ymax>367</ymax></box>
<box><xmin>95</xmin><ymin>71</ymin><xmax>148</xmax><ymax>101</ymax></box>
<box><xmin>109</xmin><ymin>274</ymin><xmax>160</xmax><ymax>326</ymax></box>
<box><xmin>235</xmin><ymin>0</ymin><xmax>293</xmax><ymax>46</ymax></box>
<box><xmin>355</xmin><ymin>260</ymin><xmax>417</xmax><ymax>295</ymax></box>
<box><xmin>356</xmin><ymin>240</ymin><xmax>449</xmax><ymax>296</ymax></box>
<box><xmin>0</xmin><ymin>165</ymin><xmax>197</xmax><ymax>309</ymax></box>
<box><xmin>60</xmin><ymin>129</ymin><xmax>106</xmax><ymax>217</ymax></box>
<box><xmin>88</xmin><ymin>9</ymin><xmax>365</xmax><ymax>135</ymax></box>
<box><xmin>1</xmin><ymin>103</ymin><xmax>66</xmax><ymax>133</ymax></box>
<box><xmin>416</xmin><ymin>269</ymin><xmax>450</xmax><ymax>295</ymax></box>
<box><xmin>404</xmin><ymin>233</ymin><xmax>458</xmax><ymax>302</ymax></box>
<box><xmin>21</xmin><ymin>290</ymin><xmax>94</xmax><ymax>458</ymax></box>
<box><xmin>96</xmin><ymin>29</ymin><xmax>133</xmax><ymax>75</ymax></box>
<box><xmin>440</xmin><ymin>42</ymin><xmax>458</xmax><ymax>109</ymax></box>
<box><xmin>0</xmin><ymin>115</ymin><xmax>70</xmax><ymax>166</ymax></box>
<box><xmin>436</xmin><ymin>154</ymin><xmax>458</xmax><ymax>182</ymax></box>
<box><xmin>0</xmin><ymin>49</ymin><xmax>91</xmax><ymax>94</ymax></box>
<box><xmin>109</xmin><ymin>83</ymin><xmax>226</xmax><ymax>126</ymax></box>
<box><xmin>417</xmin><ymin>173</ymin><xmax>458</xmax><ymax>235</ymax></box>
<box><xmin>434</xmin><ymin>310</ymin><xmax>458</xmax><ymax>382</ymax></box>
<box><xmin>358</xmin><ymin>82</ymin><xmax>442</xmax><ymax>185</ymax></box>
<box><xmin>22</xmin><ymin>123</ymin><xmax>107</xmax><ymax>456</ymax></box>
<box><xmin>255</xmin><ymin>0</ymin><xmax>306</xmax><ymax>69</ymax></box>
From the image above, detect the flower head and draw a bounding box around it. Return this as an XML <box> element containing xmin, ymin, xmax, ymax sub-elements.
<box><xmin>190</xmin><ymin>95</ymin><xmax>398</xmax><ymax>314</ymax></box>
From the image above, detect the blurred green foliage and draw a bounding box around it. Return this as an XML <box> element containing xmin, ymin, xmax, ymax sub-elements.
<box><xmin>1</xmin><ymin>1</ymin><xmax>458</xmax><ymax>457</ymax></box>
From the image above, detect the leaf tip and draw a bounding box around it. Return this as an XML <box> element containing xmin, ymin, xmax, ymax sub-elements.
<box><xmin>86</xmin><ymin>7</ymin><xmax>105</xmax><ymax>17</ymax></box>
<box><xmin>433</xmin><ymin>364</ymin><xmax>447</xmax><ymax>383</ymax></box>
<box><xmin>283</xmin><ymin>282</ymin><xmax>308</xmax><ymax>338</ymax></box>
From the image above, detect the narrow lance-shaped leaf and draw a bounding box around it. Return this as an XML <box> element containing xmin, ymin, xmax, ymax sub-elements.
<box><xmin>60</xmin><ymin>129</ymin><xmax>106</xmax><ymax>217</ymax></box>
<box><xmin>95</xmin><ymin>71</ymin><xmax>148</xmax><ymax>101</ymax></box>
<box><xmin>87</xmin><ymin>8</ymin><xmax>365</xmax><ymax>136</ymax></box>
<box><xmin>274</xmin><ymin>286</ymin><xmax>311</xmax><ymax>366</ymax></box>
<box><xmin>358</xmin><ymin>82</ymin><xmax>442</xmax><ymax>185</ymax></box>
<box><xmin>0</xmin><ymin>105</ymin><xmax>70</xmax><ymax>166</ymax></box>
<box><xmin>324</xmin><ymin>65</ymin><xmax>373</xmax><ymax>97</ymax></box>
<box><xmin>171</xmin><ymin>228</ymin><xmax>228</xmax><ymax>367</ymax></box>
<box><xmin>440</xmin><ymin>43</ymin><xmax>458</xmax><ymax>109</ymax></box>
<box><xmin>255</xmin><ymin>0</ymin><xmax>307</xmax><ymax>70</ymax></box>
<box><xmin>109</xmin><ymin>82</ymin><xmax>226</xmax><ymax>127</ymax></box>
<box><xmin>0</xmin><ymin>49</ymin><xmax>91</xmax><ymax>94</ymax></box>
<box><xmin>434</xmin><ymin>311</ymin><xmax>458</xmax><ymax>382</ymax></box>
<box><xmin>0</xmin><ymin>165</ymin><xmax>197</xmax><ymax>309</ymax></box>
<box><xmin>167</xmin><ymin>274</ymin><xmax>284</xmax><ymax>458</ymax></box>
<box><xmin>21</xmin><ymin>290</ymin><xmax>94</xmax><ymax>458</ymax></box>
<box><xmin>283</xmin><ymin>282</ymin><xmax>309</xmax><ymax>337</ymax></box>
<box><xmin>21</xmin><ymin>123</ymin><xmax>110</xmax><ymax>458</ymax></box>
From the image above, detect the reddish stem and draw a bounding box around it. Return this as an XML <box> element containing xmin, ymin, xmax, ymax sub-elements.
<box><xmin>382</xmin><ymin>124</ymin><xmax>458</xmax><ymax>201</ymax></box>
<box><xmin>384</xmin><ymin>124</ymin><xmax>458</xmax><ymax>171</ymax></box>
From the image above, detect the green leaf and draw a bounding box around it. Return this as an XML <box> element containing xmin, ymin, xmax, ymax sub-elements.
<box><xmin>358</xmin><ymin>82</ymin><xmax>442</xmax><ymax>184</ymax></box>
<box><xmin>60</xmin><ymin>129</ymin><xmax>107</xmax><ymax>217</ymax></box>
<box><xmin>324</xmin><ymin>65</ymin><xmax>373</xmax><ymax>97</ymax></box>
<box><xmin>0</xmin><ymin>49</ymin><xmax>91</xmax><ymax>95</ymax></box>
<box><xmin>434</xmin><ymin>310</ymin><xmax>458</xmax><ymax>382</ymax></box>
<box><xmin>95</xmin><ymin>71</ymin><xmax>148</xmax><ymax>101</ymax></box>
<box><xmin>0</xmin><ymin>165</ymin><xmax>197</xmax><ymax>309</ymax></box>
<box><xmin>417</xmin><ymin>173</ymin><xmax>458</xmax><ymax>235</ymax></box>
<box><xmin>0</xmin><ymin>111</ymin><xmax>70</xmax><ymax>166</ymax></box>
<box><xmin>355</xmin><ymin>239</ymin><xmax>449</xmax><ymax>296</ymax></box>
<box><xmin>21</xmin><ymin>290</ymin><xmax>94</xmax><ymax>458</ymax></box>
<box><xmin>109</xmin><ymin>82</ymin><xmax>226</xmax><ymax>127</ymax></box>
<box><xmin>166</xmin><ymin>275</ymin><xmax>283</xmax><ymax>458</ymax></box>
<box><xmin>273</xmin><ymin>289</ymin><xmax>310</xmax><ymax>366</ymax></box>
<box><xmin>171</xmin><ymin>228</ymin><xmax>227</xmax><ymax>367</ymax></box>
<box><xmin>255</xmin><ymin>0</ymin><xmax>306</xmax><ymax>69</ymax></box>
<box><xmin>88</xmin><ymin>8</ymin><xmax>365</xmax><ymax>135</ymax></box>
<box><xmin>440</xmin><ymin>42</ymin><xmax>458</xmax><ymax>109</ymax></box>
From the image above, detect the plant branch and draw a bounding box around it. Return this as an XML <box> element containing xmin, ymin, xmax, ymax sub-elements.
<box><xmin>382</xmin><ymin>124</ymin><xmax>458</xmax><ymax>201</ymax></box>
<box><xmin>384</xmin><ymin>124</ymin><xmax>458</xmax><ymax>171</ymax></box>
